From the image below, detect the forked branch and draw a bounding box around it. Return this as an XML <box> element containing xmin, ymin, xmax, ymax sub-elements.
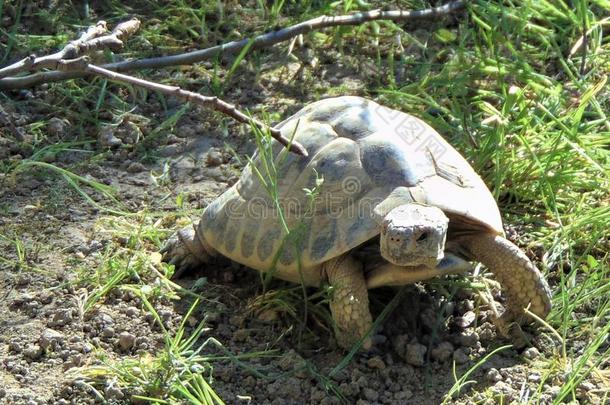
<box><xmin>0</xmin><ymin>1</ymin><xmax>465</xmax><ymax>89</ymax></box>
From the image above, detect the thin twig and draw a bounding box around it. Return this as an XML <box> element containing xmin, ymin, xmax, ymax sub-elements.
<box><xmin>84</xmin><ymin>63</ymin><xmax>306</xmax><ymax>155</ymax></box>
<box><xmin>0</xmin><ymin>18</ymin><xmax>306</xmax><ymax>155</ymax></box>
<box><xmin>0</xmin><ymin>19</ymin><xmax>140</xmax><ymax>79</ymax></box>
<box><xmin>0</xmin><ymin>1</ymin><xmax>465</xmax><ymax>89</ymax></box>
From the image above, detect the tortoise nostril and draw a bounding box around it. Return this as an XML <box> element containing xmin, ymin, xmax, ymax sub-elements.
<box><xmin>416</xmin><ymin>232</ymin><xmax>428</xmax><ymax>242</ymax></box>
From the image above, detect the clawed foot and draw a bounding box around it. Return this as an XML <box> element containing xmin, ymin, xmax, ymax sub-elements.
<box><xmin>492</xmin><ymin>312</ymin><xmax>531</xmax><ymax>349</ymax></box>
<box><xmin>161</xmin><ymin>225</ymin><xmax>211</xmax><ymax>276</ymax></box>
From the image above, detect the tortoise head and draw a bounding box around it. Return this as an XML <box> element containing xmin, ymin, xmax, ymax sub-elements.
<box><xmin>379</xmin><ymin>204</ymin><xmax>448</xmax><ymax>268</ymax></box>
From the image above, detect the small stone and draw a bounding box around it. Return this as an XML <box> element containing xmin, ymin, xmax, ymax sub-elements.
<box><xmin>362</xmin><ymin>388</ymin><xmax>379</xmax><ymax>402</ymax></box>
<box><xmin>278</xmin><ymin>349</ymin><xmax>305</xmax><ymax>372</ymax></box>
<box><xmin>477</xmin><ymin>323</ymin><xmax>496</xmax><ymax>341</ymax></box>
<box><xmin>394</xmin><ymin>390</ymin><xmax>413</xmax><ymax>400</ymax></box>
<box><xmin>23</xmin><ymin>344</ymin><xmax>42</xmax><ymax>361</ymax></box>
<box><xmin>104</xmin><ymin>384</ymin><xmax>124</xmax><ymax>400</ymax></box>
<box><xmin>101</xmin><ymin>327</ymin><xmax>115</xmax><ymax>338</ymax></box>
<box><xmin>492</xmin><ymin>381</ymin><xmax>516</xmax><ymax>399</ymax></box>
<box><xmin>419</xmin><ymin>307</ymin><xmax>438</xmax><ymax>331</ymax></box>
<box><xmin>523</xmin><ymin>347</ymin><xmax>540</xmax><ymax>360</ymax></box>
<box><xmin>529</xmin><ymin>373</ymin><xmax>541</xmax><ymax>383</ymax></box>
<box><xmin>391</xmin><ymin>334</ymin><xmax>409</xmax><ymax>358</ymax></box>
<box><xmin>125</xmin><ymin>306</ymin><xmax>139</xmax><ymax>317</ymax></box>
<box><xmin>459</xmin><ymin>299</ymin><xmax>475</xmax><ymax>313</ymax></box>
<box><xmin>485</xmin><ymin>368</ymin><xmax>502</xmax><ymax>383</ymax></box>
<box><xmin>50</xmin><ymin>308</ymin><xmax>74</xmax><ymax>327</ymax></box>
<box><xmin>404</xmin><ymin>343</ymin><xmax>427</xmax><ymax>366</ymax></box>
<box><xmin>366</xmin><ymin>355</ymin><xmax>386</xmax><ymax>370</ymax></box>
<box><xmin>8</xmin><ymin>338</ymin><xmax>22</xmax><ymax>353</ymax></box>
<box><xmin>97</xmin><ymin>313</ymin><xmax>114</xmax><ymax>326</ymax></box>
<box><xmin>455</xmin><ymin>311</ymin><xmax>476</xmax><ymax>328</ymax></box>
<box><xmin>256</xmin><ymin>308</ymin><xmax>278</xmax><ymax>322</ymax></box>
<box><xmin>47</xmin><ymin>117</ymin><xmax>70</xmax><ymax>138</ymax></box>
<box><xmin>98</xmin><ymin>126</ymin><xmax>122</xmax><ymax>148</ymax></box>
<box><xmin>206</xmin><ymin>149</ymin><xmax>224</xmax><ymax>167</ymax></box>
<box><xmin>126</xmin><ymin>162</ymin><xmax>146</xmax><ymax>173</ymax></box>
<box><xmin>430</xmin><ymin>341</ymin><xmax>454</xmax><ymax>362</ymax></box>
<box><xmin>39</xmin><ymin>329</ymin><xmax>64</xmax><ymax>350</ymax></box>
<box><xmin>454</xmin><ymin>331</ymin><xmax>479</xmax><ymax>348</ymax></box>
<box><xmin>453</xmin><ymin>348</ymin><xmax>469</xmax><ymax>364</ymax></box>
<box><xmin>118</xmin><ymin>332</ymin><xmax>136</xmax><ymax>351</ymax></box>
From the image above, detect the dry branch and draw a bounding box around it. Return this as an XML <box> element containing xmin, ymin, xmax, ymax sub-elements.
<box><xmin>0</xmin><ymin>1</ymin><xmax>465</xmax><ymax>89</ymax></box>
<box><xmin>0</xmin><ymin>19</ymin><xmax>140</xmax><ymax>79</ymax></box>
<box><xmin>0</xmin><ymin>18</ymin><xmax>306</xmax><ymax>155</ymax></box>
<box><xmin>84</xmin><ymin>63</ymin><xmax>307</xmax><ymax>156</ymax></box>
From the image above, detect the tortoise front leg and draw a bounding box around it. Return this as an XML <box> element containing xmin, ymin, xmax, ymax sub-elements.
<box><xmin>162</xmin><ymin>223</ymin><xmax>216</xmax><ymax>275</ymax></box>
<box><xmin>461</xmin><ymin>234</ymin><xmax>552</xmax><ymax>326</ymax></box>
<box><xmin>324</xmin><ymin>254</ymin><xmax>373</xmax><ymax>350</ymax></box>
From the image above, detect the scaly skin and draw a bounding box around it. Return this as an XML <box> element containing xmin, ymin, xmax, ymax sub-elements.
<box><xmin>324</xmin><ymin>254</ymin><xmax>373</xmax><ymax>350</ymax></box>
<box><xmin>161</xmin><ymin>224</ymin><xmax>215</xmax><ymax>275</ymax></box>
<box><xmin>462</xmin><ymin>234</ymin><xmax>552</xmax><ymax>327</ymax></box>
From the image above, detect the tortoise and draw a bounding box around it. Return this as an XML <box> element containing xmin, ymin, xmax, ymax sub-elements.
<box><xmin>163</xmin><ymin>96</ymin><xmax>552</xmax><ymax>349</ymax></box>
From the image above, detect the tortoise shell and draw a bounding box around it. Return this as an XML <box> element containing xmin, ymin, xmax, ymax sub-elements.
<box><xmin>199</xmin><ymin>97</ymin><xmax>502</xmax><ymax>277</ymax></box>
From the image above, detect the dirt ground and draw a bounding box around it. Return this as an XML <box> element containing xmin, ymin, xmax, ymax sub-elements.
<box><xmin>0</xmin><ymin>3</ymin><xmax>607</xmax><ymax>405</ymax></box>
<box><xmin>0</xmin><ymin>133</ymin><xmax>560</xmax><ymax>404</ymax></box>
<box><xmin>0</xmin><ymin>70</ymin><xmax>591</xmax><ymax>404</ymax></box>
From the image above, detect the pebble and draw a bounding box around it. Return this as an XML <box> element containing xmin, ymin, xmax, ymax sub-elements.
<box><xmin>394</xmin><ymin>390</ymin><xmax>413</xmax><ymax>400</ymax></box>
<box><xmin>362</xmin><ymin>388</ymin><xmax>379</xmax><ymax>402</ymax></box>
<box><xmin>454</xmin><ymin>331</ymin><xmax>479</xmax><ymax>348</ymax></box>
<box><xmin>523</xmin><ymin>347</ymin><xmax>541</xmax><ymax>359</ymax></box>
<box><xmin>453</xmin><ymin>348</ymin><xmax>470</xmax><ymax>364</ymax></box>
<box><xmin>23</xmin><ymin>344</ymin><xmax>42</xmax><ymax>361</ymax></box>
<box><xmin>418</xmin><ymin>307</ymin><xmax>438</xmax><ymax>331</ymax></box>
<box><xmin>278</xmin><ymin>349</ymin><xmax>305</xmax><ymax>372</ymax></box>
<box><xmin>50</xmin><ymin>308</ymin><xmax>74</xmax><ymax>327</ymax></box>
<box><xmin>126</xmin><ymin>162</ymin><xmax>146</xmax><ymax>173</ymax></box>
<box><xmin>98</xmin><ymin>126</ymin><xmax>122</xmax><ymax>148</ymax></box>
<box><xmin>39</xmin><ymin>328</ymin><xmax>64</xmax><ymax>350</ymax></box>
<box><xmin>485</xmin><ymin>368</ymin><xmax>502</xmax><ymax>383</ymax></box>
<box><xmin>430</xmin><ymin>342</ymin><xmax>454</xmax><ymax>362</ymax></box>
<box><xmin>8</xmin><ymin>338</ymin><xmax>22</xmax><ymax>353</ymax></box>
<box><xmin>47</xmin><ymin>117</ymin><xmax>70</xmax><ymax>138</ymax></box>
<box><xmin>391</xmin><ymin>334</ymin><xmax>409</xmax><ymax>358</ymax></box>
<box><xmin>118</xmin><ymin>332</ymin><xmax>136</xmax><ymax>351</ymax></box>
<box><xmin>206</xmin><ymin>149</ymin><xmax>224</xmax><ymax>167</ymax></box>
<box><xmin>529</xmin><ymin>373</ymin><xmax>541</xmax><ymax>383</ymax></box>
<box><xmin>492</xmin><ymin>381</ymin><xmax>516</xmax><ymax>399</ymax></box>
<box><xmin>547</xmin><ymin>385</ymin><xmax>560</xmax><ymax>397</ymax></box>
<box><xmin>104</xmin><ymin>384</ymin><xmax>124</xmax><ymax>400</ymax></box>
<box><xmin>366</xmin><ymin>356</ymin><xmax>386</xmax><ymax>370</ymax></box>
<box><xmin>125</xmin><ymin>306</ymin><xmax>139</xmax><ymax>317</ymax></box>
<box><xmin>101</xmin><ymin>327</ymin><xmax>115</xmax><ymax>339</ymax></box>
<box><xmin>404</xmin><ymin>343</ymin><xmax>427</xmax><ymax>366</ymax></box>
<box><xmin>455</xmin><ymin>311</ymin><xmax>476</xmax><ymax>328</ymax></box>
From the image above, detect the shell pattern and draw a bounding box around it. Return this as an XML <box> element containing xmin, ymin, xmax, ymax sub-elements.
<box><xmin>199</xmin><ymin>97</ymin><xmax>502</xmax><ymax>277</ymax></box>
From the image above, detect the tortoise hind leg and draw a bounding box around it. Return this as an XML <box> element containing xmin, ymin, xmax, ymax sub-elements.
<box><xmin>324</xmin><ymin>254</ymin><xmax>373</xmax><ymax>350</ymax></box>
<box><xmin>162</xmin><ymin>223</ymin><xmax>216</xmax><ymax>275</ymax></box>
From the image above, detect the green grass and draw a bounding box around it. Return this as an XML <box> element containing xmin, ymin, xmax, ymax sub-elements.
<box><xmin>1</xmin><ymin>0</ymin><xmax>609</xmax><ymax>403</ymax></box>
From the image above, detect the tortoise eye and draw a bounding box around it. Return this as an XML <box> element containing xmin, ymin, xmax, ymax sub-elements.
<box><xmin>417</xmin><ymin>232</ymin><xmax>428</xmax><ymax>242</ymax></box>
